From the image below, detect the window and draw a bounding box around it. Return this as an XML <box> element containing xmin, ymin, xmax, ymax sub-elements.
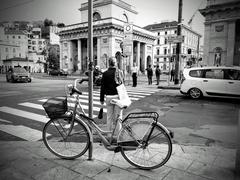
<box><xmin>224</xmin><ymin>69</ymin><xmax>240</xmax><ymax>80</ymax></box>
<box><xmin>164</xmin><ymin>48</ymin><xmax>167</xmax><ymax>55</ymax></box>
<box><xmin>158</xmin><ymin>32</ymin><xmax>160</xmax><ymax>36</ymax></box>
<box><xmin>205</xmin><ymin>69</ymin><xmax>224</xmax><ymax>79</ymax></box>
<box><xmin>189</xmin><ymin>70</ymin><xmax>204</xmax><ymax>78</ymax></box>
<box><xmin>165</xmin><ymin>31</ymin><xmax>167</xmax><ymax>35</ymax></box>
<box><xmin>157</xmin><ymin>39</ymin><xmax>160</xmax><ymax>45</ymax></box>
<box><xmin>12</xmin><ymin>35</ymin><xmax>15</xmax><ymax>39</ymax></box>
<box><xmin>157</xmin><ymin>49</ymin><xmax>160</xmax><ymax>55</ymax></box>
<box><xmin>13</xmin><ymin>48</ymin><xmax>16</xmax><ymax>53</ymax></box>
<box><xmin>164</xmin><ymin>38</ymin><xmax>167</xmax><ymax>44</ymax></box>
<box><xmin>18</xmin><ymin>36</ymin><xmax>21</xmax><ymax>39</ymax></box>
<box><xmin>32</xmin><ymin>41</ymin><xmax>36</xmax><ymax>45</ymax></box>
<box><xmin>19</xmin><ymin>53</ymin><xmax>21</xmax><ymax>57</ymax></box>
<box><xmin>5</xmin><ymin>48</ymin><xmax>8</xmax><ymax>52</ymax></box>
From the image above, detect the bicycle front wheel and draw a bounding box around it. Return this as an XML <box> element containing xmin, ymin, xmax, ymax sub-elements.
<box><xmin>120</xmin><ymin>122</ymin><xmax>172</xmax><ymax>170</ymax></box>
<box><xmin>43</xmin><ymin>118</ymin><xmax>90</xmax><ymax>160</ymax></box>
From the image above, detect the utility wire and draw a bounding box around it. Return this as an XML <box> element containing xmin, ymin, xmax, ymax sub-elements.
<box><xmin>0</xmin><ymin>0</ymin><xmax>34</xmax><ymax>12</ymax></box>
<box><xmin>188</xmin><ymin>0</ymin><xmax>205</xmax><ymax>26</ymax></box>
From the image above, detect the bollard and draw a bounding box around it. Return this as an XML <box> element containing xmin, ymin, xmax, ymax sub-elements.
<box><xmin>236</xmin><ymin>109</ymin><xmax>240</xmax><ymax>177</ymax></box>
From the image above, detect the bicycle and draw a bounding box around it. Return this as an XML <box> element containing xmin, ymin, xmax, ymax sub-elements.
<box><xmin>42</xmin><ymin>79</ymin><xmax>174</xmax><ymax>170</ymax></box>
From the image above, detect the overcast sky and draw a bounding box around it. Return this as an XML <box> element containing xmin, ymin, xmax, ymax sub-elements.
<box><xmin>0</xmin><ymin>0</ymin><xmax>206</xmax><ymax>42</ymax></box>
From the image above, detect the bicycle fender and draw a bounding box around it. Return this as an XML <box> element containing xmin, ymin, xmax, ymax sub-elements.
<box><xmin>156</xmin><ymin>122</ymin><xmax>172</xmax><ymax>138</ymax></box>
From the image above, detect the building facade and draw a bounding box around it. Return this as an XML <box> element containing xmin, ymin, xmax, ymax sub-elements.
<box><xmin>144</xmin><ymin>21</ymin><xmax>202</xmax><ymax>72</ymax></box>
<box><xmin>199</xmin><ymin>0</ymin><xmax>240</xmax><ymax>66</ymax></box>
<box><xmin>57</xmin><ymin>0</ymin><xmax>156</xmax><ymax>74</ymax></box>
<box><xmin>0</xmin><ymin>23</ymin><xmax>47</xmax><ymax>73</ymax></box>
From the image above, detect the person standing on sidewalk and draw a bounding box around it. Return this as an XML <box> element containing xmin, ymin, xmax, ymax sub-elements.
<box><xmin>100</xmin><ymin>57</ymin><xmax>124</xmax><ymax>138</ymax></box>
<box><xmin>155</xmin><ymin>65</ymin><xmax>161</xmax><ymax>85</ymax></box>
<box><xmin>146</xmin><ymin>65</ymin><xmax>153</xmax><ymax>85</ymax></box>
<box><xmin>131</xmin><ymin>63</ymin><xmax>138</xmax><ymax>87</ymax></box>
<box><xmin>170</xmin><ymin>69</ymin><xmax>175</xmax><ymax>82</ymax></box>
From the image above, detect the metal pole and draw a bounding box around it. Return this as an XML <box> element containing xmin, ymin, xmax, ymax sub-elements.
<box><xmin>174</xmin><ymin>0</ymin><xmax>182</xmax><ymax>85</ymax></box>
<box><xmin>88</xmin><ymin>0</ymin><xmax>93</xmax><ymax>160</ymax></box>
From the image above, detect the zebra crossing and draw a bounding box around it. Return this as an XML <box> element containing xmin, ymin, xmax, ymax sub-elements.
<box><xmin>0</xmin><ymin>87</ymin><xmax>160</xmax><ymax>142</ymax></box>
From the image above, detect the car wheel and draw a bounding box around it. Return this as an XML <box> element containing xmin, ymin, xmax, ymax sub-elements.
<box><xmin>28</xmin><ymin>79</ymin><xmax>32</xmax><ymax>83</ymax></box>
<box><xmin>189</xmin><ymin>88</ymin><xmax>202</xmax><ymax>99</ymax></box>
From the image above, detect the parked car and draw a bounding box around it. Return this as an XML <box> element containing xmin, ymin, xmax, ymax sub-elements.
<box><xmin>180</xmin><ymin>66</ymin><xmax>240</xmax><ymax>99</ymax></box>
<box><xmin>49</xmin><ymin>69</ymin><xmax>68</xmax><ymax>76</ymax></box>
<box><xmin>6</xmin><ymin>67</ymin><xmax>31</xmax><ymax>83</ymax></box>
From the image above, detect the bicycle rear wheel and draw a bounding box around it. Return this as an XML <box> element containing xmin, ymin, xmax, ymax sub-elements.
<box><xmin>119</xmin><ymin>122</ymin><xmax>172</xmax><ymax>170</ymax></box>
<box><xmin>42</xmin><ymin>118</ymin><xmax>90</xmax><ymax>160</ymax></box>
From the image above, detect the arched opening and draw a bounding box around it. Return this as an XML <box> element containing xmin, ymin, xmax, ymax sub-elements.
<box><xmin>123</xmin><ymin>13</ymin><xmax>128</xmax><ymax>23</ymax></box>
<box><xmin>147</xmin><ymin>56</ymin><xmax>151</xmax><ymax>67</ymax></box>
<box><xmin>93</xmin><ymin>12</ymin><xmax>101</xmax><ymax>21</ymax></box>
<box><xmin>115</xmin><ymin>51</ymin><xmax>122</xmax><ymax>69</ymax></box>
<box><xmin>214</xmin><ymin>47</ymin><xmax>222</xmax><ymax>66</ymax></box>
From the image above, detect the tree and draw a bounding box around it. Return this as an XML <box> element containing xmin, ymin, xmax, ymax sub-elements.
<box><xmin>44</xmin><ymin>18</ymin><xmax>53</xmax><ymax>27</ymax></box>
<box><xmin>47</xmin><ymin>45</ymin><xmax>60</xmax><ymax>70</ymax></box>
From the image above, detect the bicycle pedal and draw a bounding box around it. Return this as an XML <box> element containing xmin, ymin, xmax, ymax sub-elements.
<box><xmin>169</xmin><ymin>131</ymin><xmax>174</xmax><ymax>138</ymax></box>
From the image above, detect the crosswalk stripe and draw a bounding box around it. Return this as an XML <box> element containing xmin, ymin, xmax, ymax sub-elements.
<box><xmin>0</xmin><ymin>118</ymin><xmax>12</xmax><ymax>124</ymax></box>
<box><xmin>0</xmin><ymin>124</ymin><xmax>49</xmax><ymax>141</ymax></box>
<box><xmin>0</xmin><ymin>106</ymin><xmax>49</xmax><ymax>123</ymax></box>
<box><xmin>80</xmin><ymin>93</ymin><xmax>139</xmax><ymax>101</ymax></box>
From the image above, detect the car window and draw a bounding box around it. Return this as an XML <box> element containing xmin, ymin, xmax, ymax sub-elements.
<box><xmin>13</xmin><ymin>68</ymin><xmax>27</xmax><ymax>73</ymax></box>
<box><xmin>205</xmin><ymin>69</ymin><xmax>224</xmax><ymax>79</ymax></box>
<box><xmin>224</xmin><ymin>69</ymin><xmax>240</xmax><ymax>80</ymax></box>
<box><xmin>189</xmin><ymin>70</ymin><xmax>203</xmax><ymax>78</ymax></box>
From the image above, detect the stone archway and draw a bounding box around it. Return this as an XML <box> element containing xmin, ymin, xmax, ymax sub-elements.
<box><xmin>214</xmin><ymin>47</ymin><xmax>222</xmax><ymax>66</ymax></box>
<box><xmin>147</xmin><ymin>56</ymin><xmax>152</xmax><ymax>67</ymax></box>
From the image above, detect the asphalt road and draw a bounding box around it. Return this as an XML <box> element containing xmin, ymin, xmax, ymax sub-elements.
<box><xmin>0</xmin><ymin>75</ymin><xmax>239</xmax><ymax>149</ymax></box>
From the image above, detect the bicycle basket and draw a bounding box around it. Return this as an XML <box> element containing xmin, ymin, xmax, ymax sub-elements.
<box><xmin>42</xmin><ymin>96</ymin><xmax>68</xmax><ymax>119</ymax></box>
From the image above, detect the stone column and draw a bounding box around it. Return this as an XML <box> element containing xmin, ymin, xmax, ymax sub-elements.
<box><xmin>59</xmin><ymin>42</ymin><xmax>63</xmax><ymax>70</ymax></box>
<box><xmin>203</xmin><ymin>23</ymin><xmax>211</xmax><ymax>65</ymax></box>
<box><xmin>226</xmin><ymin>21</ymin><xmax>236</xmax><ymax>66</ymax></box>
<box><xmin>68</xmin><ymin>40</ymin><xmax>74</xmax><ymax>73</ymax></box>
<box><xmin>97</xmin><ymin>37</ymin><xmax>101</xmax><ymax>66</ymax></box>
<box><xmin>77</xmin><ymin>39</ymin><xmax>82</xmax><ymax>72</ymax></box>
<box><xmin>136</xmin><ymin>41</ymin><xmax>140</xmax><ymax>67</ymax></box>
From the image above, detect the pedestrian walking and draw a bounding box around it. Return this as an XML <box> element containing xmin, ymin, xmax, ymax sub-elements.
<box><xmin>100</xmin><ymin>57</ymin><xmax>124</xmax><ymax>139</ymax></box>
<box><xmin>131</xmin><ymin>63</ymin><xmax>138</xmax><ymax>87</ymax></box>
<box><xmin>155</xmin><ymin>65</ymin><xmax>161</xmax><ymax>85</ymax></box>
<box><xmin>170</xmin><ymin>69</ymin><xmax>174</xmax><ymax>82</ymax></box>
<box><xmin>146</xmin><ymin>65</ymin><xmax>153</xmax><ymax>85</ymax></box>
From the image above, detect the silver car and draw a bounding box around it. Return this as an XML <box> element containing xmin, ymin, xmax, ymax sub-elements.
<box><xmin>6</xmin><ymin>67</ymin><xmax>31</xmax><ymax>83</ymax></box>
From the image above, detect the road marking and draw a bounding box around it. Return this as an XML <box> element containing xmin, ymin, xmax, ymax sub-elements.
<box><xmin>0</xmin><ymin>124</ymin><xmax>50</xmax><ymax>141</ymax></box>
<box><xmin>81</xmin><ymin>93</ymin><xmax>139</xmax><ymax>101</ymax></box>
<box><xmin>0</xmin><ymin>106</ymin><xmax>49</xmax><ymax>123</ymax></box>
<box><xmin>0</xmin><ymin>118</ymin><xmax>12</xmax><ymax>124</ymax></box>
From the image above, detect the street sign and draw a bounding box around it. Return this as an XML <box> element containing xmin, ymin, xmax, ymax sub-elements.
<box><xmin>123</xmin><ymin>44</ymin><xmax>132</xmax><ymax>56</ymax></box>
<box><xmin>167</xmin><ymin>35</ymin><xmax>184</xmax><ymax>43</ymax></box>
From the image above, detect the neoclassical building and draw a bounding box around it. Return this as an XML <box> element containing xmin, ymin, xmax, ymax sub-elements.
<box><xmin>58</xmin><ymin>0</ymin><xmax>156</xmax><ymax>74</ymax></box>
<box><xmin>200</xmin><ymin>0</ymin><xmax>240</xmax><ymax>66</ymax></box>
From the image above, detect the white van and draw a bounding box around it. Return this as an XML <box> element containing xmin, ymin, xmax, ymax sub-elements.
<box><xmin>180</xmin><ymin>66</ymin><xmax>240</xmax><ymax>99</ymax></box>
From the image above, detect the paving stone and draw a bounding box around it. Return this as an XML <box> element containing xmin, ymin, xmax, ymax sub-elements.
<box><xmin>10</xmin><ymin>153</ymin><xmax>57</xmax><ymax>178</ymax></box>
<box><xmin>93</xmin><ymin>166</ymin><xmax>139</xmax><ymax>180</ymax></box>
<box><xmin>70</xmin><ymin>159</ymin><xmax>109</xmax><ymax>178</ymax></box>
<box><xmin>187</xmin><ymin>161</ymin><xmax>235</xmax><ymax>180</ymax></box>
<box><xmin>164</xmin><ymin>169</ymin><xmax>208</xmax><ymax>180</ymax></box>
<box><xmin>0</xmin><ymin>167</ymin><xmax>32</xmax><ymax>180</ymax></box>
<box><xmin>128</xmin><ymin>165</ymin><xmax>172</xmax><ymax>180</ymax></box>
<box><xmin>165</xmin><ymin>155</ymin><xmax>193</xmax><ymax>171</ymax></box>
<box><xmin>33</xmin><ymin>166</ymin><xmax>80</xmax><ymax>180</ymax></box>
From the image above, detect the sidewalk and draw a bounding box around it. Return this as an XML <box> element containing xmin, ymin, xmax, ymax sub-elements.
<box><xmin>0</xmin><ymin>141</ymin><xmax>237</xmax><ymax>180</ymax></box>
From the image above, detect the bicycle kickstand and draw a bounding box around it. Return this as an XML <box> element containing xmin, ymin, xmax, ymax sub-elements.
<box><xmin>107</xmin><ymin>152</ymin><xmax>116</xmax><ymax>172</ymax></box>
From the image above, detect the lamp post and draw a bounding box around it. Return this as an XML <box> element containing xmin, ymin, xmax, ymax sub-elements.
<box><xmin>174</xmin><ymin>0</ymin><xmax>183</xmax><ymax>85</ymax></box>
